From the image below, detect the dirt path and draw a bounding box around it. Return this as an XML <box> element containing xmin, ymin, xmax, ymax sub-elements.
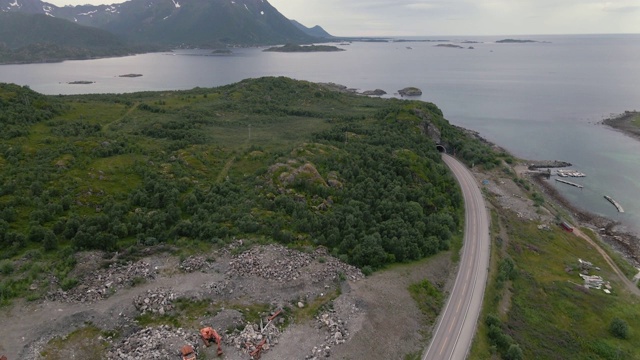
<box><xmin>216</xmin><ymin>156</ymin><xmax>236</xmax><ymax>183</ymax></box>
<box><xmin>104</xmin><ymin>102</ymin><xmax>139</xmax><ymax>132</ymax></box>
<box><xmin>573</xmin><ymin>228</ymin><xmax>640</xmax><ymax>297</ymax></box>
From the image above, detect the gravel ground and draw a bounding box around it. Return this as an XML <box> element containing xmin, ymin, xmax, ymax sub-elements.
<box><xmin>0</xmin><ymin>242</ymin><xmax>453</xmax><ymax>360</ymax></box>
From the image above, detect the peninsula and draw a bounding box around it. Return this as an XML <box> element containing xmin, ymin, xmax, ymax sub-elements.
<box><xmin>603</xmin><ymin>111</ymin><xmax>640</xmax><ymax>140</ymax></box>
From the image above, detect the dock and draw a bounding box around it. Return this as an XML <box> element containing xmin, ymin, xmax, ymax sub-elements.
<box><xmin>604</xmin><ymin>195</ymin><xmax>624</xmax><ymax>213</ymax></box>
<box><xmin>555</xmin><ymin>178</ymin><xmax>584</xmax><ymax>189</ymax></box>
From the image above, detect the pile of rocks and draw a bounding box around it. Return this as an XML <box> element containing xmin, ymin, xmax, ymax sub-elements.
<box><xmin>228</xmin><ymin>244</ymin><xmax>312</xmax><ymax>282</ymax></box>
<box><xmin>201</xmin><ymin>280</ymin><xmax>229</xmax><ymax>295</ymax></box>
<box><xmin>227</xmin><ymin>244</ymin><xmax>364</xmax><ymax>283</ymax></box>
<box><xmin>225</xmin><ymin>321</ymin><xmax>281</xmax><ymax>358</ymax></box>
<box><xmin>310</xmin><ymin>247</ymin><xmax>364</xmax><ymax>282</ymax></box>
<box><xmin>306</xmin><ymin>311</ymin><xmax>349</xmax><ymax>359</ymax></box>
<box><xmin>107</xmin><ymin>325</ymin><xmax>200</xmax><ymax>360</ymax></box>
<box><xmin>47</xmin><ymin>260</ymin><xmax>156</xmax><ymax>303</ymax></box>
<box><xmin>179</xmin><ymin>255</ymin><xmax>214</xmax><ymax>273</ymax></box>
<box><xmin>133</xmin><ymin>288</ymin><xmax>176</xmax><ymax>315</ymax></box>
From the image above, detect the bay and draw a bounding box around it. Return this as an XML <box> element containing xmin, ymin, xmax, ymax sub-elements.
<box><xmin>1</xmin><ymin>34</ymin><xmax>640</xmax><ymax>233</ymax></box>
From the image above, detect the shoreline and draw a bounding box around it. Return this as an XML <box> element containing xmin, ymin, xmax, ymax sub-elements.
<box><xmin>531</xmin><ymin>172</ymin><xmax>640</xmax><ymax>267</ymax></box>
<box><xmin>602</xmin><ymin>111</ymin><xmax>640</xmax><ymax>140</ymax></box>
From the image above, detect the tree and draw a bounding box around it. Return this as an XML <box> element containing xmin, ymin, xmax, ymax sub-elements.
<box><xmin>610</xmin><ymin>317</ymin><xmax>630</xmax><ymax>339</ymax></box>
<box><xmin>505</xmin><ymin>344</ymin><xmax>524</xmax><ymax>360</ymax></box>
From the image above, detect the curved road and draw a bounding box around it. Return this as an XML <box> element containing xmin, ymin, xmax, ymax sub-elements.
<box><xmin>423</xmin><ymin>154</ymin><xmax>491</xmax><ymax>360</ymax></box>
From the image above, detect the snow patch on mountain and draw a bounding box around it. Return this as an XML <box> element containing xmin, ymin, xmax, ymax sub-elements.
<box><xmin>78</xmin><ymin>9</ymin><xmax>98</xmax><ymax>16</ymax></box>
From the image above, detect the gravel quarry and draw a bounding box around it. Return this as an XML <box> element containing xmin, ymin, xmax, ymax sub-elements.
<box><xmin>0</xmin><ymin>241</ymin><xmax>453</xmax><ymax>360</ymax></box>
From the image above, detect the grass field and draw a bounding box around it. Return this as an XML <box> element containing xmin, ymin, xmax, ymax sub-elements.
<box><xmin>471</xmin><ymin>209</ymin><xmax>640</xmax><ymax>359</ymax></box>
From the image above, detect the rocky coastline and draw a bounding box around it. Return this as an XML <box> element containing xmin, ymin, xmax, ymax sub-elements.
<box><xmin>602</xmin><ymin>111</ymin><xmax>640</xmax><ymax>140</ymax></box>
<box><xmin>531</xmin><ymin>172</ymin><xmax>640</xmax><ymax>267</ymax></box>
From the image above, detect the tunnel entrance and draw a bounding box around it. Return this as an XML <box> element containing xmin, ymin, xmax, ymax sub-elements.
<box><xmin>436</xmin><ymin>144</ymin><xmax>446</xmax><ymax>153</ymax></box>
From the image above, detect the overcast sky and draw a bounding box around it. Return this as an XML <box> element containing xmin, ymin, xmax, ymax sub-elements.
<box><xmin>46</xmin><ymin>0</ymin><xmax>640</xmax><ymax>36</ymax></box>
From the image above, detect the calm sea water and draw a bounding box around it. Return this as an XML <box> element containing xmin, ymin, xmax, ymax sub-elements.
<box><xmin>1</xmin><ymin>34</ymin><xmax>640</xmax><ymax>233</ymax></box>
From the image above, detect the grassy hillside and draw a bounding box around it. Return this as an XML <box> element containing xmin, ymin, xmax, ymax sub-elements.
<box><xmin>0</xmin><ymin>77</ymin><xmax>511</xmax><ymax>305</ymax></box>
<box><xmin>470</xmin><ymin>195</ymin><xmax>640</xmax><ymax>359</ymax></box>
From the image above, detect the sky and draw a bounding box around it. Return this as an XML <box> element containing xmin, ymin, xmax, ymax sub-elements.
<box><xmin>45</xmin><ymin>0</ymin><xmax>640</xmax><ymax>37</ymax></box>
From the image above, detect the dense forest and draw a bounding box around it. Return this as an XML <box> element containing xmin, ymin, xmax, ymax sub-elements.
<box><xmin>0</xmin><ymin>77</ymin><xmax>510</xmax><ymax>303</ymax></box>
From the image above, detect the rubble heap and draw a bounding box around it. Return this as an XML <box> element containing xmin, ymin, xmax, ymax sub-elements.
<box><xmin>202</xmin><ymin>280</ymin><xmax>229</xmax><ymax>295</ymax></box>
<box><xmin>133</xmin><ymin>288</ymin><xmax>176</xmax><ymax>315</ymax></box>
<box><xmin>180</xmin><ymin>255</ymin><xmax>214</xmax><ymax>273</ymax></box>
<box><xmin>107</xmin><ymin>325</ymin><xmax>200</xmax><ymax>360</ymax></box>
<box><xmin>225</xmin><ymin>320</ymin><xmax>281</xmax><ymax>358</ymax></box>
<box><xmin>228</xmin><ymin>244</ymin><xmax>364</xmax><ymax>283</ymax></box>
<box><xmin>47</xmin><ymin>260</ymin><xmax>156</xmax><ymax>303</ymax></box>
<box><xmin>310</xmin><ymin>247</ymin><xmax>364</xmax><ymax>282</ymax></box>
<box><xmin>307</xmin><ymin>310</ymin><xmax>349</xmax><ymax>360</ymax></box>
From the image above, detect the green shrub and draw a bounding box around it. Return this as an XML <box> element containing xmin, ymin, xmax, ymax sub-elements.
<box><xmin>60</xmin><ymin>277</ymin><xmax>78</xmax><ymax>291</ymax></box>
<box><xmin>505</xmin><ymin>344</ymin><xmax>524</xmax><ymax>360</ymax></box>
<box><xmin>610</xmin><ymin>317</ymin><xmax>630</xmax><ymax>339</ymax></box>
<box><xmin>0</xmin><ymin>260</ymin><xmax>14</xmax><ymax>275</ymax></box>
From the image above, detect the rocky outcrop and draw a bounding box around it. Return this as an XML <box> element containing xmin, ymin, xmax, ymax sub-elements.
<box><xmin>361</xmin><ymin>89</ymin><xmax>387</xmax><ymax>96</ymax></box>
<box><xmin>413</xmin><ymin>108</ymin><xmax>442</xmax><ymax>145</ymax></box>
<box><xmin>398</xmin><ymin>87</ymin><xmax>422</xmax><ymax>97</ymax></box>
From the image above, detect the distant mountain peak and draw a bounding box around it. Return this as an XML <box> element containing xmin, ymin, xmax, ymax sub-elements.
<box><xmin>291</xmin><ymin>19</ymin><xmax>332</xmax><ymax>38</ymax></box>
<box><xmin>1</xmin><ymin>0</ymin><xmax>321</xmax><ymax>48</ymax></box>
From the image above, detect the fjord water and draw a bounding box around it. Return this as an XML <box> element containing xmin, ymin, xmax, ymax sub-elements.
<box><xmin>2</xmin><ymin>34</ymin><xmax>640</xmax><ymax>233</ymax></box>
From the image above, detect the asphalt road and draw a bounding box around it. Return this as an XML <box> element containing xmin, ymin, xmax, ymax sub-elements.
<box><xmin>423</xmin><ymin>154</ymin><xmax>491</xmax><ymax>360</ymax></box>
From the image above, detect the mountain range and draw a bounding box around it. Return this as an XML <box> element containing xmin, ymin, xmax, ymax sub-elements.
<box><xmin>0</xmin><ymin>0</ymin><xmax>334</xmax><ymax>62</ymax></box>
<box><xmin>0</xmin><ymin>0</ymin><xmax>332</xmax><ymax>49</ymax></box>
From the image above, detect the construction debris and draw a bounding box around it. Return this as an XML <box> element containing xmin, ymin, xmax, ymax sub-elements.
<box><xmin>228</xmin><ymin>244</ymin><xmax>364</xmax><ymax>283</ymax></box>
<box><xmin>578</xmin><ymin>258</ymin><xmax>593</xmax><ymax>270</ymax></box>
<box><xmin>579</xmin><ymin>274</ymin><xmax>606</xmax><ymax>289</ymax></box>
<box><xmin>180</xmin><ymin>256</ymin><xmax>215</xmax><ymax>273</ymax></box>
<box><xmin>306</xmin><ymin>310</ymin><xmax>350</xmax><ymax>359</ymax></box>
<box><xmin>133</xmin><ymin>288</ymin><xmax>176</xmax><ymax>315</ymax></box>
<box><xmin>107</xmin><ymin>325</ymin><xmax>199</xmax><ymax>360</ymax></box>
<box><xmin>226</xmin><ymin>319</ymin><xmax>282</xmax><ymax>359</ymax></box>
<box><xmin>47</xmin><ymin>260</ymin><xmax>156</xmax><ymax>303</ymax></box>
<box><xmin>181</xmin><ymin>345</ymin><xmax>197</xmax><ymax>360</ymax></box>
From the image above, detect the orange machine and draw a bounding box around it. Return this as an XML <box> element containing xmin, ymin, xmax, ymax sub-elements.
<box><xmin>180</xmin><ymin>345</ymin><xmax>196</xmax><ymax>360</ymax></box>
<box><xmin>200</xmin><ymin>327</ymin><xmax>223</xmax><ymax>356</ymax></box>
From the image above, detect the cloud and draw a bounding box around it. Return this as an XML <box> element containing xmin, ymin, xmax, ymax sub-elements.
<box><xmin>599</xmin><ymin>1</ymin><xmax>640</xmax><ymax>13</ymax></box>
<box><xmin>44</xmin><ymin>0</ymin><xmax>640</xmax><ymax>36</ymax></box>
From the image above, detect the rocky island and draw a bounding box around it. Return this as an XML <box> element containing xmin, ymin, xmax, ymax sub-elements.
<box><xmin>264</xmin><ymin>44</ymin><xmax>345</xmax><ymax>52</ymax></box>
<box><xmin>68</xmin><ymin>80</ymin><xmax>95</xmax><ymax>84</ymax></box>
<box><xmin>496</xmin><ymin>39</ymin><xmax>537</xmax><ymax>43</ymax></box>
<box><xmin>398</xmin><ymin>87</ymin><xmax>422</xmax><ymax>96</ymax></box>
<box><xmin>119</xmin><ymin>74</ymin><xmax>143</xmax><ymax>78</ymax></box>
<box><xmin>435</xmin><ymin>44</ymin><xmax>465</xmax><ymax>49</ymax></box>
<box><xmin>211</xmin><ymin>49</ymin><xmax>233</xmax><ymax>55</ymax></box>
